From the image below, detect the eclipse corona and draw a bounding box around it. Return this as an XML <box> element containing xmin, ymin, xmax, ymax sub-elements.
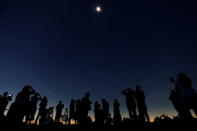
<box><xmin>96</xmin><ymin>6</ymin><xmax>102</xmax><ymax>13</ymax></box>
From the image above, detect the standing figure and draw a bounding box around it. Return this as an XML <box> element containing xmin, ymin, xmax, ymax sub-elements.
<box><xmin>135</xmin><ymin>85</ymin><xmax>150</xmax><ymax>122</ymax></box>
<box><xmin>80</xmin><ymin>92</ymin><xmax>92</xmax><ymax>126</ymax></box>
<box><xmin>35</xmin><ymin>96</ymin><xmax>48</xmax><ymax>125</ymax></box>
<box><xmin>102</xmin><ymin>99</ymin><xmax>110</xmax><ymax>122</ymax></box>
<box><xmin>10</xmin><ymin>85</ymin><xmax>35</xmax><ymax>123</ymax></box>
<box><xmin>55</xmin><ymin>101</ymin><xmax>64</xmax><ymax>122</ymax></box>
<box><xmin>94</xmin><ymin>101</ymin><xmax>103</xmax><ymax>126</ymax></box>
<box><xmin>122</xmin><ymin>88</ymin><xmax>137</xmax><ymax>120</ymax></box>
<box><xmin>26</xmin><ymin>93</ymin><xmax>41</xmax><ymax>124</ymax></box>
<box><xmin>169</xmin><ymin>73</ymin><xmax>197</xmax><ymax>119</ymax></box>
<box><xmin>75</xmin><ymin>99</ymin><xmax>81</xmax><ymax>124</ymax></box>
<box><xmin>69</xmin><ymin>99</ymin><xmax>75</xmax><ymax>124</ymax></box>
<box><xmin>113</xmin><ymin>99</ymin><xmax>122</xmax><ymax>126</ymax></box>
<box><xmin>169</xmin><ymin>89</ymin><xmax>186</xmax><ymax>118</ymax></box>
<box><xmin>0</xmin><ymin>92</ymin><xmax>12</xmax><ymax>118</ymax></box>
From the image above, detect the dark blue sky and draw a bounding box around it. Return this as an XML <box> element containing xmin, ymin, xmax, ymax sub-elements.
<box><xmin>0</xmin><ymin>0</ymin><xmax>197</xmax><ymax>119</ymax></box>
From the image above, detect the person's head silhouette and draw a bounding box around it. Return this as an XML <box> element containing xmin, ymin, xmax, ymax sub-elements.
<box><xmin>170</xmin><ymin>77</ymin><xmax>175</xmax><ymax>83</ymax></box>
<box><xmin>102</xmin><ymin>99</ymin><xmax>105</xmax><ymax>102</ymax></box>
<box><xmin>3</xmin><ymin>92</ymin><xmax>8</xmax><ymax>97</ymax></box>
<box><xmin>136</xmin><ymin>85</ymin><xmax>141</xmax><ymax>91</ymax></box>
<box><xmin>43</xmin><ymin>96</ymin><xmax>47</xmax><ymax>101</ymax></box>
<box><xmin>114</xmin><ymin>99</ymin><xmax>118</xmax><ymax>103</ymax></box>
<box><xmin>23</xmin><ymin>85</ymin><xmax>32</xmax><ymax>91</ymax></box>
<box><xmin>85</xmin><ymin>92</ymin><xmax>90</xmax><ymax>97</ymax></box>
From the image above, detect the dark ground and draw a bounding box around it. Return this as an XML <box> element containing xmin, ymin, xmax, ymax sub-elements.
<box><xmin>1</xmin><ymin>119</ymin><xmax>197</xmax><ymax>129</ymax></box>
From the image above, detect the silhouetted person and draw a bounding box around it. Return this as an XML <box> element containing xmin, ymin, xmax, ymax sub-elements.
<box><xmin>55</xmin><ymin>101</ymin><xmax>64</xmax><ymax>122</ymax></box>
<box><xmin>169</xmin><ymin>89</ymin><xmax>186</xmax><ymax>118</ymax></box>
<box><xmin>69</xmin><ymin>99</ymin><xmax>75</xmax><ymax>124</ymax></box>
<box><xmin>175</xmin><ymin>73</ymin><xmax>195</xmax><ymax>102</ymax></box>
<box><xmin>8</xmin><ymin>85</ymin><xmax>35</xmax><ymax>124</ymax></box>
<box><xmin>80</xmin><ymin>92</ymin><xmax>92</xmax><ymax>126</ymax></box>
<box><xmin>102</xmin><ymin>99</ymin><xmax>110</xmax><ymax>122</ymax></box>
<box><xmin>0</xmin><ymin>92</ymin><xmax>12</xmax><ymax>118</ymax></box>
<box><xmin>113</xmin><ymin>99</ymin><xmax>122</xmax><ymax>126</ymax></box>
<box><xmin>122</xmin><ymin>88</ymin><xmax>137</xmax><ymax>120</ymax></box>
<box><xmin>75</xmin><ymin>99</ymin><xmax>81</xmax><ymax>124</ymax></box>
<box><xmin>135</xmin><ymin>85</ymin><xmax>150</xmax><ymax>122</ymax></box>
<box><xmin>35</xmin><ymin>96</ymin><xmax>48</xmax><ymax>125</ymax></box>
<box><xmin>26</xmin><ymin>93</ymin><xmax>41</xmax><ymax>124</ymax></box>
<box><xmin>94</xmin><ymin>101</ymin><xmax>103</xmax><ymax>126</ymax></box>
<box><xmin>170</xmin><ymin>74</ymin><xmax>196</xmax><ymax>119</ymax></box>
<box><xmin>175</xmin><ymin>73</ymin><xmax>197</xmax><ymax>117</ymax></box>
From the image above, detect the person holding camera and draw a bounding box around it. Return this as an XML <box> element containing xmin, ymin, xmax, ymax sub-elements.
<box><xmin>26</xmin><ymin>93</ymin><xmax>42</xmax><ymax>124</ymax></box>
<box><xmin>11</xmin><ymin>85</ymin><xmax>36</xmax><ymax>123</ymax></box>
<box><xmin>35</xmin><ymin>96</ymin><xmax>48</xmax><ymax>125</ymax></box>
<box><xmin>122</xmin><ymin>88</ymin><xmax>137</xmax><ymax>120</ymax></box>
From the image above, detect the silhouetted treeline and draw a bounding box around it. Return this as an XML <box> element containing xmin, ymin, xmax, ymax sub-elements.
<box><xmin>0</xmin><ymin>72</ymin><xmax>197</xmax><ymax>128</ymax></box>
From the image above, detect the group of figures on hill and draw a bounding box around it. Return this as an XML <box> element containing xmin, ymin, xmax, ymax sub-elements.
<box><xmin>0</xmin><ymin>72</ymin><xmax>197</xmax><ymax>128</ymax></box>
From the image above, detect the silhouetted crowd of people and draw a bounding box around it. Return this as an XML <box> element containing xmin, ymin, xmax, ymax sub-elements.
<box><xmin>0</xmin><ymin>73</ymin><xmax>197</xmax><ymax>128</ymax></box>
<box><xmin>122</xmin><ymin>85</ymin><xmax>150</xmax><ymax>122</ymax></box>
